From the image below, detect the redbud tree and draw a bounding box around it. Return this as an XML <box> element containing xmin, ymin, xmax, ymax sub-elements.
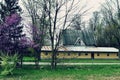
<box><xmin>0</xmin><ymin>0</ymin><xmax>25</xmax><ymax>55</ymax></box>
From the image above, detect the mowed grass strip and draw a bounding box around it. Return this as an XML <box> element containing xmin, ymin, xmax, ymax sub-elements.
<box><xmin>0</xmin><ymin>65</ymin><xmax>120</xmax><ymax>80</ymax></box>
<box><xmin>58</xmin><ymin>59</ymin><xmax>120</xmax><ymax>63</ymax></box>
<box><xmin>23</xmin><ymin>57</ymin><xmax>120</xmax><ymax>63</ymax></box>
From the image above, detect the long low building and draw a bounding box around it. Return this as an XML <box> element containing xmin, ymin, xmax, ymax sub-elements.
<box><xmin>41</xmin><ymin>46</ymin><xmax>119</xmax><ymax>59</ymax></box>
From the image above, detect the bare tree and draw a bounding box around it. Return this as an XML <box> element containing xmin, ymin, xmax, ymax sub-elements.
<box><xmin>43</xmin><ymin>0</ymin><xmax>88</xmax><ymax>69</ymax></box>
<box><xmin>21</xmin><ymin>0</ymin><xmax>48</xmax><ymax>68</ymax></box>
<box><xmin>22</xmin><ymin>0</ymin><xmax>87</xmax><ymax>69</ymax></box>
<box><xmin>88</xmin><ymin>11</ymin><xmax>101</xmax><ymax>46</ymax></box>
<box><xmin>70</xmin><ymin>14</ymin><xmax>82</xmax><ymax>30</ymax></box>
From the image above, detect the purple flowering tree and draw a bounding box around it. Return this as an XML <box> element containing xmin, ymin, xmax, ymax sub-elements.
<box><xmin>0</xmin><ymin>13</ymin><xmax>25</xmax><ymax>54</ymax></box>
<box><xmin>0</xmin><ymin>0</ymin><xmax>26</xmax><ymax>68</ymax></box>
<box><xmin>0</xmin><ymin>0</ymin><xmax>25</xmax><ymax>53</ymax></box>
<box><xmin>27</xmin><ymin>24</ymin><xmax>43</xmax><ymax>67</ymax></box>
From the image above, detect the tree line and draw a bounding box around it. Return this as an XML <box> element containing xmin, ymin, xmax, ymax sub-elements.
<box><xmin>71</xmin><ymin>0</ymin><xmax>120</xmax><ymax>48</ymax></box>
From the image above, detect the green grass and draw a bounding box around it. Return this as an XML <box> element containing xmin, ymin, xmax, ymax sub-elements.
<box><xmin>59</xmin><ymin>59</ymin><xmax>120</xmax><ymax>63</ymax></box>
<box><xmin>23</xmin><ymin>57</ymin><xmax>120</xmax><ymax>63</ymax></box>
<box><xmin>1</xmin><ymin>65</ymin><xmax>120</xmax><ymax>80</ymax></box>
<box><xmin>23</xmin><ymin>57</ymin><xmax>35</xmax><ymax>62</ymax></box>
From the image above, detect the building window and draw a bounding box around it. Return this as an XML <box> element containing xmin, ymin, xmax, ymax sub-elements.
<box><xmin>117</xmin><ymin>53</ymin><xmax>118</xmax><ymax>56</ymax></box>
<box><xmin>45</xmin><ymin>52</ymin><xmax>48</xmax><ymax>55</ymax></box>
<box><xmin>68</xmin><ymin>53</ymin><xmax>70</xmax><ymax>56</ymax></box>
<box><xmin>107</xmin><ymin>53</ymin><xmax>109</xmax><ymax>56</ymax></box>
<box><xmin>78</xmin><ymin>53</ymin><xmax>81</xmax><ymax>56</ymax></box>
<box><xmin>85</xmin><ymin>53</ymin><xmax>88</xmax><ymax>56</ymax></box>
<box><xmin>97</xmin><ymin>53</ymin><xmax>100</xmax><ymax>56</ymax></box>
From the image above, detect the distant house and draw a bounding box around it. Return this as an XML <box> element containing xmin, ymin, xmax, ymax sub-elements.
<box><xmin>40</xmin><ymin>29</ymin><xmax>119</xmax><ymax>59</ymax></box>
<box><xmin>41</xmin><ymin>46</ymin><xmax>119</xmax><ymax>59</ymax></box>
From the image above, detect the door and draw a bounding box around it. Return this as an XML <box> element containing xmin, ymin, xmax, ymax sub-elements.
<box><xmin>91</xmin><ymin>52</ymin><xmax>94</xmax><ymax>59</ymax></box>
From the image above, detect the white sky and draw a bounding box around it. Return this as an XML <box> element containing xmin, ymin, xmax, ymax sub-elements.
<box><xmin>82</xmin><ymin>0</ymin><xmax>106</xmax><ymax>21</ymax></box>
<box><xmin>20</xmin><ymin>0</ymin><xmax>106</xmax><ymax>38</ymax></box>
<box><xmin>18</xmin><ymin>0</ymin><xmax>107</xmax><ymax>34</ymax></box>
<box><xmin>0</xmin><ymin>0</ymin><xmax>106</xmax><ymax>21</ymax></box>
<box><xmin>86</xmin><ymin>0</ymin><xmax>105</xmax><ymax>11</ymax></box>
<box><xmin>18</xmin><ymin>0</ymin><xmax>106</xmax><ymax>23</ymax></box>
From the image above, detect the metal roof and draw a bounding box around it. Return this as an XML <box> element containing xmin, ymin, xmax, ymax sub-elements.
<box><xmin>41</xmin><ymin>46</ymin><xmax>119</xmax><ymax>53</ymax></box>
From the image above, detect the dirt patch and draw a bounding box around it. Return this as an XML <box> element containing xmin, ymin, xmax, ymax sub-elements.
<box><xmin>87</xmin><ymin>75</ymin><xmax>120</xmax><ymax>80</ymax></box>
<box><xmin>41</xmin><ymin>75</ymin><xmax>75</xmax><ymax>80</ymax></box>
<box><xmin>103</xmin><ymin>76</ymin><xmax>120</xmax><ymax>80</ymax></box>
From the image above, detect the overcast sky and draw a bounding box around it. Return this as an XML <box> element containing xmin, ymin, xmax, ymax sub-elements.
<box><xmin>86</xmin><ymin>0</ymin><xmax>105</xmax><ymax>11</ymax></box>
<box><xmin>20</xmin><ymin>0</ymin><xmax>106</xmax><ymax>21</ymax></box>
<box><xmin>82</xmin><ymin>0</ymin><xmax>106</xmax><ymax>21</ymax></box>
<box><xmin>19</xmin><ymin>0</ymin><xmax>106</xmax><ymax>37</ymax></box>
<box><xmin>0</xmin><ymin>0</ymin><xmax>106</xmax><ymax>20</ymax></box>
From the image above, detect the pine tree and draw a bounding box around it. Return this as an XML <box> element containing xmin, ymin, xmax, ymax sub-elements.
<box><xmin>0</xmin><ymin>0</ymin><xmax>21</xmax><ymax>23</ymax></box>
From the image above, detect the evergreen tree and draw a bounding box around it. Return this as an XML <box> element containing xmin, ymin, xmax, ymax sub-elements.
<box><xmin>0</xmin><ymin>0</ymin><xmax>21</xmax><ymax>23</ymax></box>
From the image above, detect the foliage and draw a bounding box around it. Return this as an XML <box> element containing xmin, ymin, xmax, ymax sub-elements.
<box><xmin>97</xmin><ymin>0</ymin><xmax>120</xmax><ymax>47</ymax></box>
<box><xmin>0</xmin><ymin>52</ymin><xmax>18</xmax><ymax>76</ymax></box>
<box><xmin>0</xmin><ymin>0</ymin><xmax>21</xmax><ymax>23</ymax></box>
<box><xmin>20</xmin><ymin>24</ymin><xmax>44</xmax><ymax>67</ymax></box>
<box><xmin>0</xmin><ymin>0</ymin><xmax>26</xmax><ymax>54</ymax></box>
<box><xmin>22</xmin><ymin>0</ymin><xmax>49</xmax><ymax>63</ymax></box>
<box><xmin>0</xmin><ymin>0</ymin><xmax>26</xmax><ymax>69</ymax></box>
<box><xmin>70</xmin><ymin>14</ymin><xmax>82</xmax><ymax>30</ymax></box>
<box><xmin>28</xmin><ymin>24</ymin><xmax>43</xmax><ymax>57</ymax></box>
<box><xmin>85</xmin><ymin>0</ymin><xmax>120</xmax><ymax>47</ymax></box>
<box><xmin>62</xmin><ymin>29</ymin><xmax>82</xmax><ymax>46</ymax></box>
<box><xmin>0</xmin><ymin>13</ymin><xmax>25</xmax><ymax>54</ymax></box>
<box><xmin>82</xmin><ymin>29</ymin><xmax>96</xmax><ymax>46</ymax></box>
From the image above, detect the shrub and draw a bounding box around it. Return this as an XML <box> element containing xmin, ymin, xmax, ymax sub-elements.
<box><xmin>0</xmin><ymin>52</ymin><xmax>18</xmax><ymax>76</ymax></box>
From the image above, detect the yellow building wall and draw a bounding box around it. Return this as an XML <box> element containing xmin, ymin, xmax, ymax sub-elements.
<box><xmin>57</xmin><ymin>53</ymin><xmax>91</xmax><ymax>59</ymax></box>
<box><xmin>94</xmin><ymin>53</ymin><xmax>119</xmax><ymax>59</ymax></box>
<box><xmin>41</xmin><ymin>52</ymin><xmax>119</xmax><ymax>59</ymax></box>
<box><xmin>41</xmin><ymin>52</ymin><xmax>51</xmax><ymax>59</ymax></box>
<box><xmin>76</xmin><ymin>53</ymin><xmax>91</xmax><ymax>59</ymax></box>
<box><xmin>41</xmin><ymin>52</ymin><xmax>91</xmax><ymax>59</ymax></box>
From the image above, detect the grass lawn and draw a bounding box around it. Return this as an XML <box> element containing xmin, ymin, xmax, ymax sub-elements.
<box><xmin>23</xmin><ymin>57</ymin><xmax>120</xmax><ymax>63</ymax></box>
<box><xmin>59</xmin><ymin>59</ymin><xmax>120</xmax><ymax>63</ymax></box>
<box><xmin>1</xmin><ymin>65</ymin><xmax>120</xmax><ymax>80</ymax></box>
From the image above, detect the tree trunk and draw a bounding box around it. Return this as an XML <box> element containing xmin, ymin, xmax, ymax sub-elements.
<box><xmin>35</xmin><ymin>51</ymin><xmax>40</xmax><ymax>69</ymax></box>
<box><xmin>16</xmin><ymin>54</ymin><xmax>23</xmax><ymax>68</ymax></box>
<box><xmin>51</xmin><ymin>52</ymin><xmax>55</xmax><ymax>69</ymax></box>
<box><xmin>20</xmin><ymin>54</ymin><xmax>23</xmax><ymax>68</ymax></box>
<box><xmin>55</xmin><ymin>52</ymin><xmax>57</xmax><ymax>68</ymax></box>
<box><xmin>51</xmin><ymin>50</ymin><xmax>57</xmax><ymax>69</ymax></box>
